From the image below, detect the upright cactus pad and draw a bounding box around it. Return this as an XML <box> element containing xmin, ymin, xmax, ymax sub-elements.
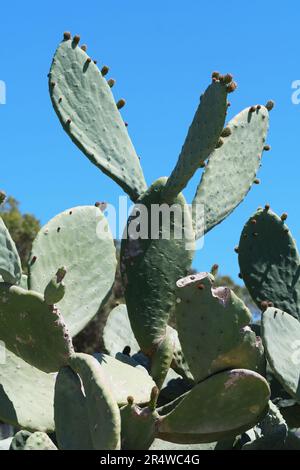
<box><xmin>192</xmin><ymin>105</ymin><xmax>270</xmax><ymax>237</ymax></box>
<box><xmin>262</xmin><ymin>307</ymin><xmax>300</xmax><ymax>401</ymax></box>
<box><xmin>0</xmin><ymin>350</ymin><xmax>55</xmax><ymax>431</ymax></box>
<box><xmin>49</xmin><ymin>35</ymin><xmax>147</xmax><ymax>201</ymax></box>
<box><xmin>175</xmin><ymin>273</ymin><xmax>264</xmax><ymax>382</ymax></box>
<box><xmin>121</xmin><ymin>178</ymin><xmax>194</xmax><ymax>387</ymax></box>
<box><xmin>67</xmin><ymin>353</ymin><xmax>121</xmax><ymax>450</ymax></box>
<box><xmin>121</xmin><ymin>178</ymin><xmax>195</xmax><ymax>355</ymax></box>
<box><xmin>54</xmin><ymin>366</ymin><xmax>99</xmax><ymax>450</ymax></box>
<box><xmin>158</xmin><ymin>369</ymin><xmax>270</xmax><ymax>443</ymax></box>
<box><xmin>238</xmin><ymin>208</ymin><xmax>300</xmax><ymax>319</ymax></box>
<box><xmin>0</xmin><ymin>284</ymin><xmax>73</xmax><ymax>373</ymax></box>
<box><xmin>163</xmin><ymin>75</ymin><xmax>233</xmax><ymax>202</ymax></box>
<box><xmin>0</xmin><ymin>218</ymin><xmax>22</xmax><ymax>284</ymax></box>
<box><xmin>29</xmin><ymin>206</ymin><xmax>117</xmax><ymax>336</ymax></box>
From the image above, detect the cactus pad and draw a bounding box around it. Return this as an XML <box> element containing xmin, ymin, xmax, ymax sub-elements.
<box><xmin>121</xmin><ymin>178</ymin><xmax>195</xmax><ymax>354</ymax></box>
<box><xmin>10</xmin><ymin>430</ymin><xmax>57</xmax><ymax>450</ymax></box>
<box><xmin>175</xmin><ymin>273</ymin><xmax>264</xmax><ymax>382</ymax></box>
<box><xmin>262</xmin><ymin>307</ymin><xmax>300</xmax><ymax>401</ymax></box>
<box><xmin>238</xmin><ymin>208</ymin><xmax>300</xmax><ymax>319</ymax></box>
<box><xmin>68</xmin><ymin>353</ymin><xmax>121</xmax><ymax>450</ymax></box>
<box><xmin>158</xmin><ymin>369</ymin><xmax>270</xmax><ymax>443</ymax></box>
<box><xmin>29</xmin><ymin>206</ymin><xmax>117</xmax><ymax>336</ymax></box>
<box><xmin>49</xmin><ymin>36</ymin><xmax>147</xmax><ymax>201</ymax></box>
<box><xmin>192</xmin><ymin>106</ymin><xmax>269</xmax><ymax>237</ymax></box>
<box><xmin>0</xmin><ymin>350</ymin><xmax>55</xmax><ymax>431</ymax></box>
<box><xmin>0</xmin><ymin>284</ymin><xmax>73</xmax><ymax>372</ymax></box>
<box><xmin>163</xmin><ymin>78</ymin><xmax>230</xmax><ymax>202</ymax></box>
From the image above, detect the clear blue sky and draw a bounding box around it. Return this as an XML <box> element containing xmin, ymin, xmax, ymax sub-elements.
<box><xmin>0</xmin><ymin>1</ymin><xmax>299</xmax><ymax>282</ymax></box>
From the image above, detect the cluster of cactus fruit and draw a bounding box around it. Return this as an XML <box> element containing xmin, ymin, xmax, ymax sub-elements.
<box><xmin>0</xmin><ymin>32</ymin><xmax>299</xmax><ymax>450</ymax></box>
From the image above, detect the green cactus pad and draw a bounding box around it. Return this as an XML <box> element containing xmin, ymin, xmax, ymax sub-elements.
<box><xmin>10</xmin><ymin>430</ymin><xmax>57</xmax><ymax>450</ymax></box>
<box><xmin>163</xmin><ymin>79</ymin><xmax>230</xmax><ymax>202</ymax></box>
<box><xmin>121</xmin><ymin>178</ymin><xmax>195</xmax><ymax>354</ymax></box>
<box><xmin>158</xmin><ymin>369</ymin><xmax>270</xmax><ymax>443</ymax></box>
<box><xmin>29</xmin><ymin>206</ymin><xmax>117</xmax><ymax>336</ymax></box>
<box><xmin>175</xmin><ymin>273</ymin><xmax>264</xmax><ymax>382</ymax></box>
<box><xmin>238</xmin><ymin>208</ymin><xmax>300</xmax><ymax>319</ymax></box>
<box><xmin>54</xmin><ymin>366</ymin><xmax>97</xmax><ymax>449</ymax></box>
<box><xmin>68</xmin><ymin>353</ymin><xmax>121</xmax><ymax>450</ymax></box>
<box><xmin>0</xmin><ymin>284</ymin><xmax>73</xmax><ymax>372</ymax></box>
<box><xmin>0</xmin><ymin>350</ymin><xmax>55</xmax><ymax>432</ymax></box>
<box><xmin>150</xmin><ymin>331</ymin><xmax>174</xmax><ymax>389</ymax></box>
<box><xmin>0</xmin><ymin>218</ymin><xmax>22</xmax><ymax>284</ymax></box>
<box><xmin>262</xmin><ymin>307</ymin><xmax>300</xmax><ymax>401</ymax></box>
<box><xmin>94</xmin><ymin>353</ymin><xmax>156</xmax><ymax>405</ymax></box>
<box><xmin>49</xmin><ymin>37</ymin><xmax>147</xmax><ymax>201</ymax></box>
<box><xmin>192</xmin><ymin>106</ymin><xmax>269</xmax><ymax>238</ymax></box>
<box><xmin>103</xmin><ymin>304</ymin><xmax>139</xmax><ymax>356</ymax></box>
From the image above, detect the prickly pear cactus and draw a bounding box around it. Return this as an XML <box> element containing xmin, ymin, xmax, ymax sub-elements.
<box><xmin>0</xmin><ymin>32</ymin><xmax>286</xmax><ymax>450</ymax></box>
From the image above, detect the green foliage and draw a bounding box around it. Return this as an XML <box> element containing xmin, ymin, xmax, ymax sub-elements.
<box><xmin>0</xmin><ymin>197</ymin><xmax>40</xmax><ymax>271</ymax></box>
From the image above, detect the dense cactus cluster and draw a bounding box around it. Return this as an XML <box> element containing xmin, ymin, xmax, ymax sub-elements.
<box><xmin>0</xmin><ymin>32</ymin><xmax>299</xmax><ymax>450</ymax></box>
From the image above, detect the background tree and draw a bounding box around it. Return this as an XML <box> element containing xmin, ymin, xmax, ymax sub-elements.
<box><xmin>0</xmin><ymin>196</ymin><xmax>40</xmax><ymax>272</ymax></box>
